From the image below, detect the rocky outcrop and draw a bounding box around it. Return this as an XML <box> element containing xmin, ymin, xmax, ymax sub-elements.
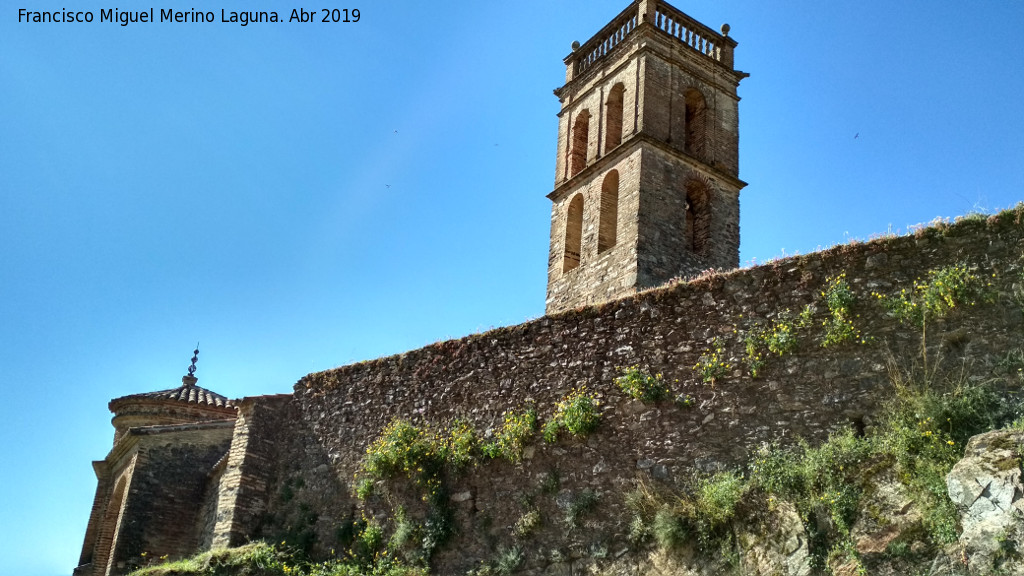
<box><xmin>947</xmin><ymin>429</ymin><xmax>1024</xmax><ymax>575</ymax></box>
<box><xmin>736</xmin><ymin>501</ymin><xmax>812</xmax><ymax>576</ymax></box>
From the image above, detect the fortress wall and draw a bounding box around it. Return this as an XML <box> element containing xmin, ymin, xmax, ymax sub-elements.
<box><xmin>261</xmin><ymin>210</ymin><xmax>1022</xmax><ymax>568</ymax></box>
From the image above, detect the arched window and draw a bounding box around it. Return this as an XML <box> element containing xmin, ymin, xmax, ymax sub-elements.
<box><xmin>604</xmin><ymin>83</ymin><xmax>625</xmax><ymax>151</ymax></box>
<box><xmin>683</xmin><ymin>88</ymin><xmax>708</xmax><ymax>160</ymax></box>
<box><xmin>570</xmin><ymin>110</ymin><xmax>590</xmax><ymax>177</ymax></box>
<box><xmin>598</xmin><ymin>170</ymin><xmax>619</xmax><ymax>253</ymax></box>
<box><xmin>685</xmin><ymin>180</ymin><xmax>711</xmax><ymax>256</ymax></box>
<box><xmin>563</xmin><ymin>194</ymin><xmax>584</xmax><ymax>272</ymax></box>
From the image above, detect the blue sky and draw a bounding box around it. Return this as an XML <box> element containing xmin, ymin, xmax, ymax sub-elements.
<box><xmin>1</xmin><ymin>1</ymin><xmax>1022</xmax><ymax>574</ymax></box>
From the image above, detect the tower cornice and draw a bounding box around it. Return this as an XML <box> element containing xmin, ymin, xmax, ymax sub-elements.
<box><xmin>547</xmin><ymin>134</ymin><xmax>747</xmax><ymax>204</ymax></box>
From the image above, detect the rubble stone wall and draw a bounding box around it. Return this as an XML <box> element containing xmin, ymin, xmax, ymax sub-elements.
<box><xmin>243</xmin><ymin>211</ymin><xmax>1024</xmax><ymax>572</ymax></box>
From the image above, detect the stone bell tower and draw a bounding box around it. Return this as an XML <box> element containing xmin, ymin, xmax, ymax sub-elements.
<box><xmin>545</xmin><ymin>0</ymin><xmax>748</xmax><ymax>314</ymax></box>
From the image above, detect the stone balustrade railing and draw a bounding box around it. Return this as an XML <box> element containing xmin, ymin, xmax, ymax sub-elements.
<box><xmin>564</xmin><ymin>1</ymin><xmax>736</xmax><ymax>83</ymax></box>
<box><xmin>654</xmin><ymin>2</ymin><xmax>723</xmax><ymax>62</ymax></box>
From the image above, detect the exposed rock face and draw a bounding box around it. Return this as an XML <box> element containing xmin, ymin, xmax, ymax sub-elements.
<box><xmin>850</xmin><ymin>474</ymin><xmax>922</xmax><ymax>558</ymax></box>
<box><xmin>947</xmin><ymin>429</ymin><xmax>1024</xmax><ymax>575</ymax></box>
<box><xmin>736</xmin><ymin>501</ymin><xmax>812</xmax><ymax>576</ymax></box>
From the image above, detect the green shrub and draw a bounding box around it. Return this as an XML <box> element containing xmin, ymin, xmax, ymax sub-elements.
<box><xmin>691</xmin><ymin>470</ymin><xmax>748</xmax><ymax>546</ymax></box>
<box><xmin>563</xmin><ymin>489</ymin><xmax>599</xmax><ymax>529</ymax></box>
<box><xmin>513</xmin><ymin>509</ymin><xmax>541</xmax><ymax>537</ymax></box>
<box><xmin>443</xmin><ymin>419</ymin><xmax>478</xmax><ymax>469</ymax></box>
<box><xmin>743</xmin><ymin>330</ymin><xmax>766</xmax><ymax>378</ymax></box>
<box><xmin>740</xmin><ymin>307</ymin><xmax>813</xmax><ymax>377</ymax></box>
<box><xmin>494</xmin><ymin>546</ymin><xmax>524</xmax><ymax>575</ymax></box>
<box><xmin>694</xmin><ymin>337</ymin><xmax>732</xmax><ymax>385</ymax></box>
<box><xmin>764</xmin><ymin>306</ymin><xmax>813</xmax><ymax>355</ymax></box>
<box><xmin>481</xmin><ymin>408</ymin><xmax>537</xmax><ymax>463</ymax></box>
<box><xmin>361</xmin><ymin>420</ymin><xmax>444</xmax><ymax>487</ymax></box>
<box><xmin>821</xmin><ymin>273</ymin><xmax>864</xmax><ymax>347</ymax></box>
<box><xmin>545</xmin><ymin>387</ymin><xmax>601</xmax><ymax>442</ymax></box>
<box><xmin>615</xmin><ymin>365</ymin><xmax>670</xmax><ymax>402</ymax></box>
<box><xmin>878</xmin><ymin>263</ymin><xmax>991</xmax><ymax>325</ymax></box>
<box><xmin>652</xmin><ymin>506</ymin><xmax>687</xmax><ymax>550</ymax></box>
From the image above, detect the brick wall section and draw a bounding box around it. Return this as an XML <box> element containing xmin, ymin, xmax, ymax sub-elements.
<box><xmin>85</xmin><ymin>453</ymin><xmax>137</xmax><ymax>576</ymax></box>
<box><xmin>278</xmin><ymin>212</ymin><xmax>1023</xmax><ymax>572</ymax></box>
<box><xmin>211</xmin><ymin>395</ymin><xmax>292</xmax><ymax>549</ymax></box>
<box><xmin>76</xmin><ymin>463</ymin><xmax>111</xmax><ymax>572</ymax></box>
<box><xmin>638</xmin><ymin>37</ymin><xmax>741</xmax><ymax>176</ymax></box>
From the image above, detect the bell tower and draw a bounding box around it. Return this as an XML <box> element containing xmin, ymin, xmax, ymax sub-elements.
<box><xmin>545</xmin><ymin>0</ymin><xmax>748</xmax><ymax>314</ymax></box>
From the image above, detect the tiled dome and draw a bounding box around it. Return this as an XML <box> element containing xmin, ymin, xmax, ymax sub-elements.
<box><xmin>110</xmin><ymin>380</ymin><xmax>234</xmax><ymax>410</ymax></box>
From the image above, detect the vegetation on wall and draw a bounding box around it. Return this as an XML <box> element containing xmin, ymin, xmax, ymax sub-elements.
<box><xmin>614</xmin><ymin>365</ymin><xmax>670</xmax><ymax>403</ymax></box>
<box><xmin>820</xmin><ymin>273</ymin><xmax>863</xmax><ymax>347</ymax></box>
<box><xmin>542</xmin><ymin>386</ymin><xmax>601</xmax><ymax>443</ymax></box>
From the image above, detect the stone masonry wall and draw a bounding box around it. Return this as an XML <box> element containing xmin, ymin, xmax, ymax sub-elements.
<box><xmin>636</xmin><ymin>141</ymin><xmax>741</xmax><ymax>286</ymax></box>
<box><xmin>640</xmin><ymin>37</ymin><xmax>741</xmax><ymax>177</ymax></box>
<box><xmin>112</xmin><ymin>423</ymin><xmax>233</xmax><ymax>575</ymax></box>
<box><xmin>212</xmin><ymin>395</ymin><xmax>292</xmax><ymax>549</ymax></box>
<box><xmin>546</xmin><ymin>147</ymin><xmax>642</xmax><ymax>314</ymax></box>
<box><xmin>261</xmin><ymin>210</ymin><xmax>1024</xmax><ymax>573</ymax></box>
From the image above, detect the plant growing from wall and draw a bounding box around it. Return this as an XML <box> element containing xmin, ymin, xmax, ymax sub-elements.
<box><xmin>877</xmin><ymin>263</ymin><xmax>990</xmax><ymax>326</ymax></box>
<box><xmin>360</xmin><ymin>419</ymin><xmax>446</xmax><ymax>492</ymax></box>
<box><xmin>562</xmin><ymin>489</ymin><xmax>599</xmax><ymax>530</ymax></box>
<box><xmin>615</xmin><ymin>365</ymin><xmax>670</xmax><ymax>402</ymax></box>
<box><xmin>694</xmin><ymin>337</ymin><xmax>732</xmax><ymax>385</ymax></box>
<box><xmin>512</xmin><ymin>509</ymin><xmax>541</xmax><ymax>537</ymax></box>
<box><xmin>742</xmin><ymin>329</ymin><xmax>765</xmax><ymax>379</ymax></box>
<box><xmin>820</xmin><ymin>273</ymin><xmax>864</xmax><ymax>347</ymax></box>
<box><xmin>875</xmin><ymin>263</ymin><xmax>993</xmax><ymax>373</ymax></box>
<box><xmin>764</xmin><ymin>306</ymin><xmax>814</xmax><ymax>355</ymax></box>
<box><xmin>739</xmin><ymin>306</ymin><xmax>813</xmax><ymax>378</ymax></box>
<box><xmin>544</xmin><ymin>386</ymin><xmax>601</xmax><ymax>443</ymax></box>
<box><xmin>624</xmin><ymin>469</ymin><xmax>747</xmax><ymax>554</ymax></box>
<box><xmin>442</xmin><ymin>419</ymin><xmax>478</xmax><ymax>469</ymax></box>
<box><xmin>481</xmin><ymin>407</ymin><xmax>537</xmax><ymax>463</ymax></box>
<box><xmin>355</xmin><ymin>419</ymin><xmax>470</xmax><ymax>565</ymax></box>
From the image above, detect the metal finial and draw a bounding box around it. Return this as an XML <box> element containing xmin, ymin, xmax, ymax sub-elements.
<box><xmin>187</xmin><ymin>344</ymin><xmax>199</xmax><ymax>377</ymax></box>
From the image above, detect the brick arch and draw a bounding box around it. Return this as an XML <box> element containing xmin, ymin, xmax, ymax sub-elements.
<box><xmin>604</xmin><ymin>83</ymin><xmax>625</xmax><ymax>151</ymax></box>
<box><xmin>684</xmin><ymin>176</ymin><xmax>713</xmax><ymax>256</ymax></box>
<box><xmin>563</xmin><ymin>193</ymin><xmax>584</xmax><ymax>272</ymax></box>
<box><xmin>598</xmin><ymin>170</ymin><xmax>619</xmax><ymax>253</ymax></box>
<box><xmin>683</xmin><ymin>87</ymin><xmax>709</xmax><ymax>161</ymax></box>
<box><xmin>569</xmin><ymin>110</ymin><xmax>591</xmax><ymax>177</ymax></box>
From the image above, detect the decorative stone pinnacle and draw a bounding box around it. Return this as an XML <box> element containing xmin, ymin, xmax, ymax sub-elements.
<box><xmin>183</xmin><ymin>344</ymin><xmax>199</xmax><ymax>386</ymax></box>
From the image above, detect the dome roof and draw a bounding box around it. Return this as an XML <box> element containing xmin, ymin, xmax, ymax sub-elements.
<box><xmin>109</xmin><ymin>376</ymin><xmax>235</xmax><ymax>413</ymax></box>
